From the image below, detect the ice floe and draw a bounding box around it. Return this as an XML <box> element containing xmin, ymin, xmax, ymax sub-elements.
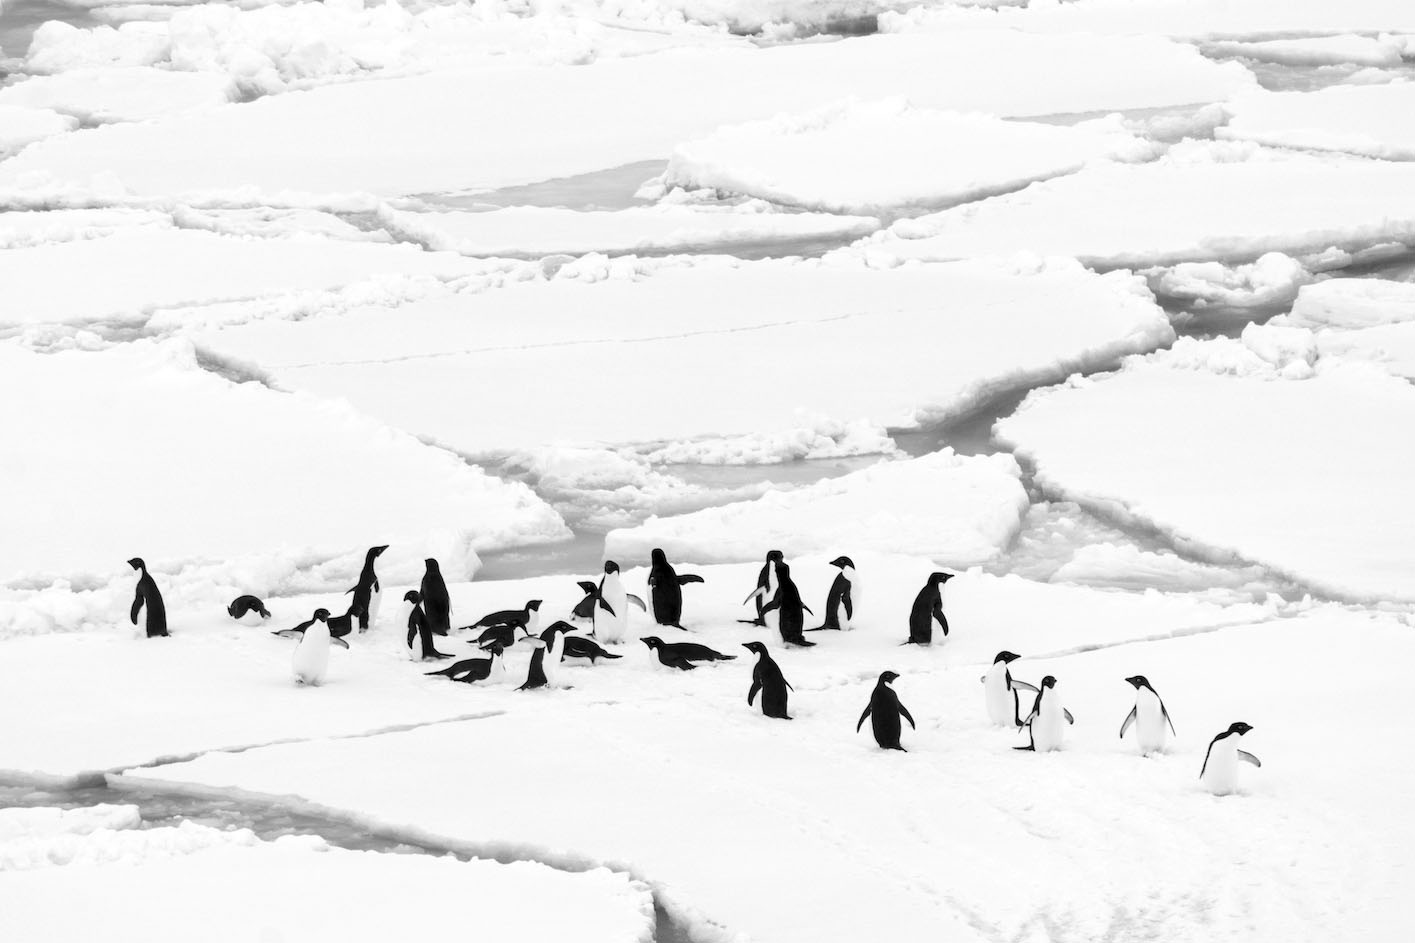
<box><xmin>1220</xmin><ymin>83</ymin><xmax>1415</xmax><ymax>160</ymax></box>
<box><xmin>0</xmin><ymin>103</ymin><xmax>76</xmax><ymax>156</ymax></box>
<box><xmin>0</xmin><ymin>67</ymin><xmax>233</xmax><ymax>123</ymax></box>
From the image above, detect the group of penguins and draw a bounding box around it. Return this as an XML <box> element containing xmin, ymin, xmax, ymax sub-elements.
<box><xmin>127</xmin><ymin>547</ymin><xmax>1262</xmax><ymax>796</ymax></box>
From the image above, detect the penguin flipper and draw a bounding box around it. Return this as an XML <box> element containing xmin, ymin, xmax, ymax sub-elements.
<box><xmin>626</xmin><ymin>594</ymin><xmax>647</xmax><ymax>611</ymax></box>
<box><xmin>741</xmin><ymin>586</ymin><xmax>765</xmax><ymax>606</ymax></box>
<box><xmin>1012</xmin><ymin>744</ymin><xmax>1036</xmax><ymax>752</ymax></box>
<box><xmin>1161</xmin><ymin>702</ymin><xmax>1177</xmax><ymax>736</ymax></box>
<box><xmin>598</xmin><ymin>597</ymin><xmax>616</xmax><ymax>617</ymax></box>
<box><xmin>273</xmin><ymin>629</ymin><xmax>304</xmax><ymax>640</ymax></box>
<box><xmin>1011</xmin><ymin>680</ymin><xmax>1039</xmax><ymax>694</ymax></box>
<box><xmin>1119</xmin><ymin>706</ymin><xmax>1137</xmax><ymax>740</ymax></box>
<box><xmin>130</xmin><ymin>592</ymin><xmax>143</xmax><ymax>626</ymax></box>
<box><xmin>678</xmin><ymin>575</ymin><xmax>704</xmax><ymax>585</ymax></box>
<box><xmin>330</xmin><ymin>637</ymin><xmax>350</xmax><ymax>650</ymax></box>
<box><xmin>576</xmin><ymin>581</ymin><xmax>598</xmax><ymax>594</ymax></box>
<box><xmin>1064</xmin><ymin>709</ymin><xmax>1075</xmax><ymax>725</ymax></box>
<box><xmin>1238</xmin><ymin>750</ymin><xmax>1261</xmax><ymax>768</ymax></box>
<box><xmin>801</xmin><ymin>603</ymin><xmax>813</xmax><ymax>615</ymax></box>
<box><xmin>899</xmin><ymin>703</ymin><xmax>916</xmax><ymax>730</ymax></box>
<box><xmin>856</xmin><ymin>705</ymin><xmax>872</xmax><ymax>733</ymax></box>
<box><xmin>748</xmin><ymin>680</ymin><xmax>761</xmax><ymax>706</ymax></box>
<box><xmin>783</xmin><ymin>678</ymin><xmax>795</xmax><ymax>693</ymax></box>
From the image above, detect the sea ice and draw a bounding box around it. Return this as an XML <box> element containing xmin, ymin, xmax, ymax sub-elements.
<box><xmin>0</xmin><ymin>104</ymin><xmax>76</xmax><ymax>156</ymax></box>
<box><xmin>1219</xmin><ymin>84</ymin><xmax>1415</xmax><ymax>160</ymax></box>
<box><xmin>0</xmin><ymin>67</ymin><xmax>233</xmax><ymax>123</ymax></box>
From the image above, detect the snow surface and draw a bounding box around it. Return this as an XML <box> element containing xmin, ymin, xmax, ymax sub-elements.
<box><xmin>1146</xmin><ymin>252</ymin><xmax>1311</xmax><ymax>309</ymax></box>
<box><xmin>605</xmin><ymin>450</ymin><xmax>1030</xmax><ymax>565</ymax></box>
<box><xmin>1201</xmin><ymin>34</ymin><xmax>1411</xmax><ymax>67</ymax></box>
<box><xmin>1220</xmin><ymin>84</ymin><xmax>1415</xmax><ymax>160</ymax></box>
<box><xmin>194</xmin><ymin>256</ymin><xmax>1173</xmax><ymax>454</ymax></box>
<box><xmin>0</xmin><ymin>819</ymin><xmax>655</xmax><ymax>942</ymax></box>
<box><xmin>996</xmin><ymin>339</ymin><xmax>1415</xmax><ymax>602</ymax></box>
<box><xmin>0</xmin><ymin>31</ymin><xmax>1253</xmax><ymax>201</ymax></box>
<box><xmin>0</xmin><ymin>206</ymin><xmax>172</xmax><ymax>248</ymax></box>
<box><xmin>0</xmin><ymin>67</ymin><xmax>233</xmax><ymax>123</ymax></box>
<box><xmin>0</xmin><ymin>103</ymin><xmax>76</xmax><ymax>155</ymax></box>
<box><xmin>850</xmin><ymin>143</ymin><xmax>1415</xmax><ymax>269</ymax></box>
<box><xmin>0</xmin><ymin>339</ymin><xmax>565</xmax><ymax>590</ymax></box>
<box><xmin>1288</xmin><ymin>277</ymin><xmax>1415</xmax><ymax>329</ymax></box>
<box><xmin>378</xmin><ymin>201</ymin><xmax>879</xmax><ymax>258</ymax></box>
<box><xmin>661</xmin><ymin>99</ymin><xmax>1155</xmax><ymax>215</ymax></box>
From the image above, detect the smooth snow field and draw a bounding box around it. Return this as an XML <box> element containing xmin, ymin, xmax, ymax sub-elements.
<box><xmin>3</xmin><ymin>1</ymin><xmax>1415</xmax><ymax>941</ymax></box>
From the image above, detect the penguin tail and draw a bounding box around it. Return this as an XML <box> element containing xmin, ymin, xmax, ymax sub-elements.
<box><xmin>424</xmin><ymin>668</ymin><xmax>457</xmax><ymax>678</ymax></box>
<box><xmin>599</xmin><ymin>651</ymin><xmax>623</xmax><ymax>659</ymax></box>
<box><xmin>736</xmin><ymin>619</ymin><xmax>765</xmax><ymax>626</ymax></box>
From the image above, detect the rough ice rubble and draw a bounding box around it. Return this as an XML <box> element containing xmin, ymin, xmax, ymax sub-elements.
<box><xmin>0</xmin><ymin>30</ymin><xmax>1253</xmax><ymax>200</ymax></box>
<box><xmin>0</xmin><ymin>104</ymin><xmax>76</xmax><ymax>156</ymax></box>
<box><xmin>662</xmin><ymin>100</ymin><xmax>1156</xmax><ymax>215</ymax></box>
<box><xmin>0</xmin><ymin>228</ymin><xmax>497</xmax><ymax>329</ymax></box>
<box><xmin>605</xmin><ymin>450</ymin><xmax>1030</xmax><ymax>565</ymax></box>
<box><xmin>1200</xmin><ymin>34</ymin><xmax>1413</xmax><ymax>67</ymax></box>
<box><xmin>0</xmin><ymin>339</ymin><xmax>566</xmax><ymax>590</ymax></box>
<box><xmin>1269</xmin><ymin>277</ymin><xmax>1415</xmax><ymax>379</ymax></box>
<box><xmin>194</xmin><ymin>256</ymin><xmax>1173</xmax><ymax>455</ymax></box>
<box><xmin>378</xmin><ymin>201</ymin><xmax>879</xmax><ymax>258</ymax></box>
<box><xmin>996</xmin><ymin>338</ymin><xmax>1415</xmax><ymax>602</ymax></box>
<box><xmin>849</xmin><ymin>143</ymin><xmax>1415</xmax><ymax>270</ymax></box>
<box><xmin>0</xmin><ymin>67</ymin><xmax>233</xmax><ymax>123</ymax></box>
<box><xmin>1145</xmin><ymin>252</ymin><xmax>1312</xmax><ymax>310</ymax></box>
<box><xmin>0</xmin><ymin>817</ymin><xmax>656</xmax><ymax>943</ymax></box>
<box><xmin>0</xmin><ymin>207</ymin><xmax>172</xmax><ymax>248</ymax></box>
<box><xmin>1219</xmin><ymin>84</ymin><xmax>1415</xmax><ymax>161</ymax></box>
<box><xmin>0</xmin><ymin>805</ymin><xmax>141</xmax><ymax>843</ymax></box>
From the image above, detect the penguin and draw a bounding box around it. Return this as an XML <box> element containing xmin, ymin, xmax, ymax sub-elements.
<box><xmin>561</xmin><ymin>631</ymin><xmax>624</xmax><ymax>664</ymax></box>
<box><xmin>807</xmin><ymin>556</ymin><xmax>856</xmax><ymax>632</ymax></box>
<box><xmin>905</xmin><ymin>572</ymin><xmax>953</xmax><ymax>645</ymax></box>
<box><xmin>761</xmin><ymin>562</ymin><xmax>815</xmax><ymax>648</ymax></box>
<box><xmin>1119</xmin><ymin>675</ymin><xmax>1177</xmax><ymax>755</ymax></box>
<box><xmin>403</xmin><ymin>590</ymin><xmax>453</xmax><ymax>661</ymax></box>
<box><xmin>739</xmin><ymin>550</ymin><xmax>784</xmax><ymax>627</ymax></box>
<box><xmin>325</xmin><ymin>606</ymin><xmax>357</xmax><ymax>640</ymax></box>
<box><xmin>426</xmin><ymin>643</ymin><xmax>505</xmax><ymax>684</ymax></box>
<box><xmin>275</xmin><ymin>610</ymin><xmax>349</xmax><ymax>686</ymax></box>
<box><xmin>226</xmin><ymin>594</ymin><xmax>271</xmax><ymax>625</ymax></box>
<box><xmin>127</xmin><ymin>557</ymin><xmax>168</xmax><ymax>638</ymax></box>
<box><xmin>1014</xmin><ymin>676</ymin><xmax>1073</xmax><ymax>752</ymax></box>
<box><xmin>420</xmin><ymin>558</ymin><xmax>452</xmax><ymax>636</ymax></box>
<box><xmin>980</xmin><ymin>651</ymin><xmax>1038</xmax><ymax>728</ymax></box>
<box><xmin>857</xmin><ymin>671</ymin><xmax>915</xmax><ymax>751</ymax></box>
<box><xmin>640</xmin><ymin>637</ymin><xmax>735</xmax><ymax>670</ymax></box>
<box><xmin>1200</xmin><ymin>722</ymin><xmax>1260</xmax><ymax>796</ymax></box>
<box><xmin>518</xmin><ymin>643</ymin><xmax>550</xmax><ymax>691</ymax></box>
<box><xmin>580</xmin><ymin>562</ymin><xmax>646</xmax><ymax>643</ymax></box>
<box><xmin>647</xmin><ymin>548</ymin><xmax>704</xmax><ymax>630</ymax></box>
<box><xmin>742</xmin><ymin>641</ymin><xmax>792</xmax><ymax>720</ymax></box>
<box><xmin>463</xmin><ymin>600</ymin><xmax>542</xmax><ymax>639</ymax></box>
<box><xmin>474</xmin><ymin>622</ymin><xmax>531</xmax><ymax>651</ymax></box>
<box><xmin>538</xmin><ymin>623</ymin><xmax>570</xmax><ymax>688</ymax></box>
<box><xmin>571</xmin><ymin>583</ymin><xmax>598</xmax><ymax>620</ymax></box>
<box><xmin>345</xmin><ymin>544</ymin><xmax>387</xmax><ymax>632</ymax></box>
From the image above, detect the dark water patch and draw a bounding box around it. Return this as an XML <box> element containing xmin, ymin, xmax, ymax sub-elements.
<box><xmin>0</xmin><ymin>0</ymin><xmax>97</xmax><ymax>59</ymax></box>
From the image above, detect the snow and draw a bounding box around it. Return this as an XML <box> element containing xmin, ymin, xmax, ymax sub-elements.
<box><xmin>0</xmin><ymin>819</ymin><xmax>655</xmax><ymax>943</ymax></box>
<box><xmin>0</xmin><ymin>228</ymin><xmax>502</xmax><ymax>328</ymax></box>
<box><xmin>0</xmin><ymin>103</ymin><xmax>76</xmax><ymax>156</ymax></box>
<box><xmin>378</xmin><ymin>201</ymin><xmax>879</xmax><ymax>258</ymax></box>
<box><xmin>0</xmin><ymin>207</ymin><xmax>172</xmax><ymax>248</ymax></box>
<box><xmin>1288</xmin><ymin>277</ymin><xmax>1415</xmax><ymax>329</ymax></box>
<box><xmin>605</xmin><ymin>450</ymin><xmax>1030</xmax><ymax>565</ymax></box>
<box><xmin>996</xmin><ymin>340</ymin><xmax>1415</xmax><ymax>602</ymax></box>
<box><xmin>1201</xmin><ymin>34</ymin><xmax>1411</xmax><ymax>67</ymax></box>
<box><xmin>1219</xmin><ymin>84</ymin><xmax>1415</xmax><ymax>161</ymax></box>
<box><xmin>0</xmin><ymin>804</ymin><xmax>141</xmax><ymax>843</ymax></box>
<box><xmin>0</xmin><ymin>339</ymin><xmax>566</xmax><ymax>591</ymax></box>
<box><xmin>850</xmin><ymin>143</ymin><xmax>1415</xmax><ymax>270</ymax></box>
<box><xmin>1146</xmin><ymin>252</ymin><xmax>1311</xmax><ymax>309</ymax></box>
<box><xmin>193</xmin><ymin>256</ymin><xmax>1173</xmax><ymax>454</ymax></box>
<box><xmin>661</xmin><ymin>99</ymin><xmax>1155</xmax><ymax>215</ymax></box>
<box><xmin>0</xmin><ymin>31</ymin><xmax>1253</xmax><ymax>201</ymax></box>
<box><xmin>0</xmin><ymin>67</ymin><xmax>233</xmax><ymax>123</ymax></box>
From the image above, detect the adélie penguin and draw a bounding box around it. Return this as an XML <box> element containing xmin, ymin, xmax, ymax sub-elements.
<box><xmin>557</xmin><ymin>624</ymin><xmax>623</xmax><ymax>664</ymax></box>
<box><xmin>640</xmin><ymin>637</ymin><xmax>735</xmax><ymax>671</ymax></box>
<box><xmin>761</xmin><ymin>562</ymin><xmax>815</xmax><ymax>647</ymax></box>
<box><xmin>1119</xmin><ymin>675</ymin><xmax>1177</xmax><ymax>755</ymax></box>
<box><xmin>1015</xmin><ymin>676</ymin><xmax>1073</xmax><ymax>752</ymax></box>
<box><xmin>647</xmin><ymin>548</ymin><xmax>704</xmax><ymax>630</ymax></box>
<box><xmin>426</xmin><ymin>643</ymin><xmax>505</xmax><ymax>684</ymax></box>
<box><xmin>905</xmin><ymin>572</ymin><xmax>953</xmax><ymax>645</ymax></box>
<box><xmin>980</xmin><ymin>651</ymin><xmax>1038</xmax><ymax>728</ymax></box>
<box><xmin>807</xmin><ymin>556</ymin><xmax>856</xmax><ymax>632</ymax></box>
<box><xmin>275</xmin><ymin>610</ymin><xmax>349</xmax><ymax>686</ymax></box>
<box><xmin>403</xmin><ymin>590</ymin><xmax>453</xmax><ymax>661</ymax></box>
<box><xmin>743</xmin><ymin>641</ymin><xmax>792</xmax><ymax>720</ymax></box>
<box><xmin>463</xmin><ymin>600</ymin><xmax>542</xmax><ymax>639</ymax></box>
<box><xmin>345</xmin><ymin>544</ymin><xmax>387</xmax><ymax>632</ymax></box>
<box><xmin>227</xmin><ymin>594</ymin><xmax>271</xmax><ymax>625</ymax></box>
<box><xmin>420</xmin><ymin>558</ymin><xmax>452</xmax><ymax>636</ymax></box>
<box><xmin>857</xmin><ymin>671</ymin><xmax>916</xmax><ymax>751</ymax></box>
<box><xmin>538</xmin><ymin>623</ymin><xmax>570</xmax><ymax>688</ymax></box>
<box><xmin>1200</xmin><ymin>722</ymin><xmax>1260</xmax><ymax>796</ymax></box>
<box><xmin>581</xmin><ymin>562</ymin><xmax>644</xmax><ymax>643</ymax></box>
<box><xmin>127</xmin><ymin>557</ymin><xmax>168</xmax><ymax>638</ymax></box>
<box><xmin>739</xmin><ymin>550</ymin><xmax>784</xmax><ymax>627</ymax></box>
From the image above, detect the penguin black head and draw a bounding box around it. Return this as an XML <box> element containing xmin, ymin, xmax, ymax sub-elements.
<box><xmin>127</xmin><ymin>557</ymin><xmax>145</xmax><ymax>571</ymax></box>
<box><xmin>879</xmin><ymin>670</ymin><xmax>900</xmax><ymax>685</ymax></box>
<box><xmin>1226</xmin><ymin>721</ymin><xmax>1254</xmax><ymax>736</ymax></box>
<box><xmin>313</xmin><ymin>609</ymin><xmax>330</xmax><ymax>621</ymax></box>
<box><xmin>741</xmin><ymin>641</ymin><xmax>769</xmax><ymax>656</ymax></box>
<box><xmin>1125</xmin><ymin>675</ymin><xmax>1152</xmax><ymax>690</ymax></box>
<box><xmin>640</xmin><ymin>637</ymin><xmax>662</xmax><ymax>649</ymax></box>
<box><xmin>651</xmin><ymin>549</ymin><xmax>667</xmax><ymax>565</ymax></box>
<box><xmin>767</xmin><ymin>550</ymin><xmax>784</xmax><ymax>562</ymax></box>
<box><xmin>930</xmin><ymin>571</ymin><xmax>954</xmax><ymax>584</ymax></box>
<box><xmin>527</xmin><ymin>599</ymin><xmax>543</xmax><ymax>611</ymax></box>
<box><xmin>403</xmin><ymin>590</ymin><xmax>421</xmax><ymax>604</ymax></box>
<box><xmin>540</xmin><ymin>624</ymin><xmax>565</xmax><ymax>643</ymax></box>
<box><xmin>829</xmin><ymin>556</ymin><xmax>854</xmax><ymax>569</ymax></box>
<box><xmin>369</xmin><ymin>545</ymin><xmax>388</xmax><ymax>557</ymax></box>
<box><xmin>424</xmin><ymin>558</ymin><xmax>439</xmax><ymax>570</ymax></box>
<box><xmin>1040</xmin><ymin>675</ymin><xmax>1057</xmax><ymax>689</ymax></box>
<box><xmin>994</xmin><ymin>651</ymin><xmax>1021</xmax><ymax>665</ymax></box>
<box><xmin>603</xmin><ymin>561</ymin><xmax>619</xmax><ymax>574</ymax></box>
<box><xmin>484</xmin><ymin>642</ymin><xmax>505</xmax><ymax>657</ymax></box>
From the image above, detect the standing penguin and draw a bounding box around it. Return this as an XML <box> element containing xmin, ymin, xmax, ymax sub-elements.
<box><xmin>346</xmin><ymin>544</ymin><xmax>387</xmax><ymax>632</ymax></box>
<box><xmin>127</xmin><ymin>558</ymin><xmax>168</xmax><ymax>638</ymax></box>
<box><xmin>1015</xmin><ymin>676</ymin><xmax>1074</xmax><ymax>752</ymax></box>
<box><xmin>275</xmin><ymin>610</ymin><xmax>349</xmax><ymax>686</ymax></box>
<box><xmin>857</xmin><ymin>671</ymin><xmax>916</xmax><ymax>751</ymax></box>
<box><xmin>584</xmin><ymin>561</ymin><xmax>645</xmax><ymax>643</ymax></box>
<box><xmin>980</xmin><ymin>651</ymin><xmax>1038</xmax><ymax>728</ymax></box>
<box><xmin>1119</xmin><ymin>675</ymin><xmax>1177</xmax><ymax>755</ymax></box>
<box><xmin>404</xmin><ymin>590</ymin><xmax>453</xmax><ymax>661</ymax></box>
<box><xmin>1200</xmin><ymin>722</ymin><xmax>1260</xmax><ymax>796</ymax></box>
<box><xmin>906</xmin><ymin>572</ymin><xmax>953</xmax><ymax>645</ymax></box>
<box><xmin>761</xmin><ymin>562</ymin><xmax>815</xmax><ymax>648</ymax></box>
<box><xmin>227</xmin><ymin>595</ymin><xmax>271</xmax><ymax>625</ymax></box>
<box><xmin>742</xmin><ymin>641</ymin><xmax>793</xmax><ymax>720</ymax></box>
<box><xmin>739</xmin><ymin>550</ymin><xmax>784</xmax><ymax>627</ymax></box>
<box><xmin>647</xmin><ymin>548</ymin><xmax>704</xmax><ymax>630</ymax></box>
<box><xmin>420</xmin><ymin>558</ymin><xmax>452</xmax><ymax>636</ymax></box>
<box><xmin>808</xmin><ymin>556</ymin><xmax>856</xmax><ymax>632</ymax></box>
<box><xmin>538</xmin><ymin>623</ymin><xmax>569</xmax><ymax>689</ymax></box>
<box><xmin>518</xmin><ymin>643</ymin><xmax>550</xmax><ymax>692</ymax></box>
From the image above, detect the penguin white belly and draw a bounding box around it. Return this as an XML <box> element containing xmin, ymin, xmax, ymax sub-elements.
<box><xmin>236</xmin><ymin>610</ymin><xmax>265</xmax><ymax>627</ymax></box>
<box><xmin>599</xmin><ymin>578</ymin><xmax>629</xmax><ymax>643</ymax></box>
<box><xmin>1135</xmin><ymin>688</ymin><xmax>1168</xmax><ymax>754</ymax></box>
<box><xmin>292</xmin><ymin>625</ymin><xmax>330</xmax><ymax>685</ymax></box>
<box><xmin>1202</xmin><ymin>742</ymin><xmax>1240</xmax><ymax>795</ymax></box>
<box><xmin>1034</xmin><ymin>697</ymin><xmax>1067</xmax><ymax>752</ymax></box>
<box><xmin>366</xmin><ymin>586</ymin><xmax>382</xmax><ymax>631</ymax></box>
<box><xmin>983</xmin><ymin>666</ymin><xmax>1015</xmax><ymax>727</ymax></box>
<box><xmin>542</xmin><ymin>636</ymin><xmax>564</xmax><ymax>687</ymax></box>
<box><xmin>840</xmin><ymin>568</ymin><xmax>856</xmax><ymax>630</ymax></box>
